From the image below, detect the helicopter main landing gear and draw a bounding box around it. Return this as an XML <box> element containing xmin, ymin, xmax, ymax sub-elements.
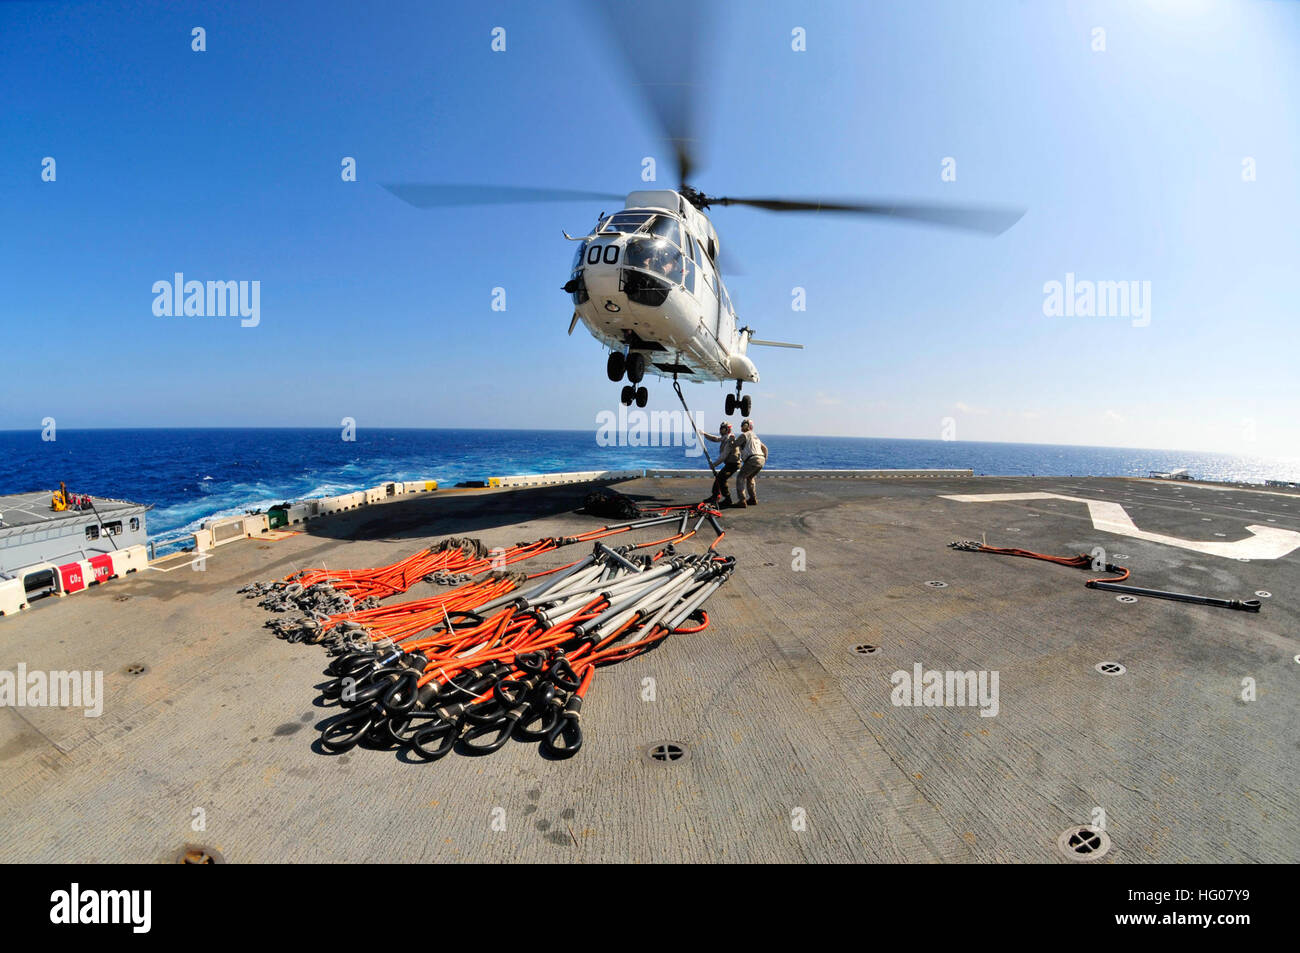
<box><xmin>725</xmin><ymin>383</ymin><xmax>751</xmax><ymax>417</ymax></box>
<box><xmin>606</xmin><ymin>351</ymin><xmax>625</xmax><ymax>382</ymax></box>
<box><xmin>607</xmin><ymin>350</ymin><xmax>647</xmax><ymax>384</ymax></box>
<box><xmin>611</xmin><ymin>350</ymin><xmax>648</xmax><ymax>407</ymax></box>
<box><xmin>625</xmin><ymin>351</ymin><xmax>646</xmax><ymax>383</ymax></box>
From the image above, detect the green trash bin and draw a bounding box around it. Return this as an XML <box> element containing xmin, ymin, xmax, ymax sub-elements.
<box><xmin>267</xmin><ymin>506</ymin><xmax>289</xmax><ymax>530</ymax></box>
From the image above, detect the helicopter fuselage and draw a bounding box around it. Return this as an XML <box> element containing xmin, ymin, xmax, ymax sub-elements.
<box><xmin>567</xmin><ymin>190</ymin><xmax>758</xmax><ymax>387</ymax></box>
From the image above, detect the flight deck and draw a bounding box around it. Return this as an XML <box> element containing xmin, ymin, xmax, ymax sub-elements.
<box><xmin>1</xmin><ymin>474</ymin><xmax>1296</xmax><ymax>863</ymax></box>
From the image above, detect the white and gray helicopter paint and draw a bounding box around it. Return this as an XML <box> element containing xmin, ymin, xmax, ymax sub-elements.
<box><xmin>384</xmin><ymin>2</ymin><xmax>1024</xmax><ymax>417</ymax></box>
<box><xmin>561</xmin><ymin>187</ymin><xmax>796</xmax><ymax>415</ymax></box>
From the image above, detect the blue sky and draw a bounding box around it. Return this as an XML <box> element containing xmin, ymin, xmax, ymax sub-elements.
<box><xmin>2</xmin><ymin>0</ymin><xmax>1297</xmax><ymax>459</ymax></box>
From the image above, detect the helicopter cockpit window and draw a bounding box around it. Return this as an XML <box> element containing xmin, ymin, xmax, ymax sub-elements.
<box><xmin>625</xmin><ymin>237</ymin><xmax>684</xmax><ymax>285</ymax></box>
<box><xmin>600</xmin><ymin>211</ymin><xmax>654</xmax><ymax>234</ymax></box>
<box><xmin>647</xmin><ymin>215</ymin><xmax>681</xmax><ymax>247</ymax></box>
<box><xmin>571</xmin><ymin>242</ymin><xmax>586</xmax><ymax>275</ymax></box>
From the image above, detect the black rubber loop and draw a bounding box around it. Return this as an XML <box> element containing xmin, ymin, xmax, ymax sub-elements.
<box><xmin>516</xmin><ymin>686</ymin><xmax>562</xmax><ymax>740</ymax></box>
<box><xmin>339</xmin><ymin>667</ymin><xmax>403</xmax><ymax>708</ymax></box>
<box><xmin>319</xmin><ymin>705</ymin><xmax>377</xmax><ymax>753</ymax></box>
<box><xmin>461</xmin><ymin>697</ymin><xmax>508</xmax><ymax>725</ymax></box>
<box><xmin>379</xmin><ymin>669</ymin><xmax>421</xmax><ymax>715</ymax></box>
<box><xmin>408</xmin><ymin>716</ymin><xmax>461</xmax><ymax>761</ymax></box>
<box><xmin>493</xmin><ymin>676</ymin><xmax>534</xmax><ymax>707</ymax></box>
<box><xmin>326</xmin><ymin>652</ymin><xmax>374</xmax><ymax>678</ymax></box>
<box><xmin>543</xmin><ymin>712</ymin><xmax>583</xmax><ymax>758</ymax></box>
<box><xmin>548</xmin><ymin>656</ymin><xmax>581</xmax><ymax>692</ymax></box>
<box><xmin>385</xmin><ymin>708</ymin><xmax>448</xmax><ymax>744</ymax></box>
<box><xmin>459</xmin><ymin>708</ymin><xmax>526</xmax><ymax>755</ymax></box>
<box><xmin>515</xmin><ymin>650</ymin><xmax>549</xmax><ymax>675</ymax></box>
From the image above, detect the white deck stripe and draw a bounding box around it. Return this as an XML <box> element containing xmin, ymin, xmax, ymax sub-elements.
<box><xmin>940</xmin><ymin>492</ymin><xmax>1300</xmax><ymax>560</ymax></box>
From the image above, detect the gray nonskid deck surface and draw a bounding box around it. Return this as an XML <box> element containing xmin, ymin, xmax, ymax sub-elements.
<box><xmin>1</xmin><ymin>476</ymin><xmax>1296</xmax><ymax>863</ymax></box>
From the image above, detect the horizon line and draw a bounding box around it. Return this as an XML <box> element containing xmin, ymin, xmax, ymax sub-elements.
<box><xmin>0</xmin><ymin>425</ymin><xmax>1293</xmax><ymax>462</ymax></box>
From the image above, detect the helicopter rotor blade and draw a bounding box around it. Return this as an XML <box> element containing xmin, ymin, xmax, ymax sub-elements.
<box><xmin>589</xmin><ymin>0</ymin><xmax>713</xmax><ymax>187</ymax></box>
<box><xmin>383</xmin><ymin>183</ymin><xmax>625</xmax><ymax>209</ymax></box>
<box><xmin>709</xmin><ymin>196</ymin><xmax>1026</xmax><ymax>236</ymax></box>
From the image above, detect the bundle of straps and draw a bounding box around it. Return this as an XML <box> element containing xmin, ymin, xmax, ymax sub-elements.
<box><xmin>242</xmin><ymin>500</ymin><xmax>733</xmax><ymax>759</ymax></box>
<box><xmin>272</xmin><ymin>502</ymin><xmax>724</xmax><ymax>608</ymax></box>
<box><xmin>311</xmin><ymin>542</ymin><xmax>733</xmax><ymax>760</ymax></box>
<box><xmin>279</xmin><ymin>536</ymin><xmax>536</xmax><ymax>603</ymax></box>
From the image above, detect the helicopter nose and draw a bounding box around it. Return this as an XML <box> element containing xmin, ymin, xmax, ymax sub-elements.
<box><xmin>580</xmin><ymin>237</ymin><xmax>623</xmax><ymax>273</ymax></box>
<box><xmin>581</xmin><ymin>262</ymin><xmax>624</xmax><ymax>310</ymax></box>
<box><xmin>583</xmin><ymin>238</ymin><xmax>624</xmax><ymax>272</ymax></box>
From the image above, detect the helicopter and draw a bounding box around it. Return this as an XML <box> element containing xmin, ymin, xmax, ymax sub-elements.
<box><xmin>559</xmin><ymin>185</ymin><xmax>800</xmax><ymax>415</ymax></box>
<box><xmin>383</xmin><ymin>2</ymin><xmax>1025</xmax><ymax>417</ymax></box>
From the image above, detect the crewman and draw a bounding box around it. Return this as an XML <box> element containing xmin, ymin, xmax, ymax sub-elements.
<box><xmin>700</xmin><ymin>421</ymin><xmax>741</xmax><ymax>504</ymax></box>
<box><xmin>734</xmin><ymin>419</ymin><xmax>767</xmax><ymax>507</ymax></box>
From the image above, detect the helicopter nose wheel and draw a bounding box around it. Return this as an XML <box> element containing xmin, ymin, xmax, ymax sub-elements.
<box><xmin>620</xmin><ymin>385</ymin><xmax>648</xmax><ymax>408</ymax></box>
<box><xmin>606</xmin><ymin>351</ymin><xmax>626</xmax><ymax>382</ymax></box>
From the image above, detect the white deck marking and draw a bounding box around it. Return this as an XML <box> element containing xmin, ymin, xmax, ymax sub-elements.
<box><xmin>1131</xmin><ymin>479</ymin><xmax>1300</xmax><ymax>501</ymax></box>
<box><xmin>4</xmin><ymin>501</ymin><xmax>54</xmax><ymax>522</ymax></box>
<box><xmin>147</xmin><ymin>553</ymin><xmax>213</xmax><ymax>573</ymax></box>
<box><xmin>940</xmin><ymin>492</ymin><xmax>1300</xmax><ymax>560</ymax></box>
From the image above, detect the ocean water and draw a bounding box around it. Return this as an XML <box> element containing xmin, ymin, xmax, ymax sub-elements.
<box><xmin>2</xmin><ymin>428</ymin><xmax>1296</xmax><ymax>552</ymax></box>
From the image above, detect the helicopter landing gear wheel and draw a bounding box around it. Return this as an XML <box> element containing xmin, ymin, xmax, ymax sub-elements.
<box><xmin>606</xmin><ymin>351</ymin><xmax>626</xmax><ymax>382</ymax></box>
<box><xmin>625</xmin><ymin>351</ymin><xmax>646</xmax><ymax>384</ymax></box>
<box><xmin>620</xmin><ymin>385</ymin><xmax>635</xmax><ymax>406</ymax></box>
<box><xmin>727</xmin><ymin>381</ymin><xmax>748</xmax><ymax>417</ymax></box>
<box><xmin>635</xmin><ymin>386</ymin><xmax>648</xmax><ymax>408</ymax></box>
